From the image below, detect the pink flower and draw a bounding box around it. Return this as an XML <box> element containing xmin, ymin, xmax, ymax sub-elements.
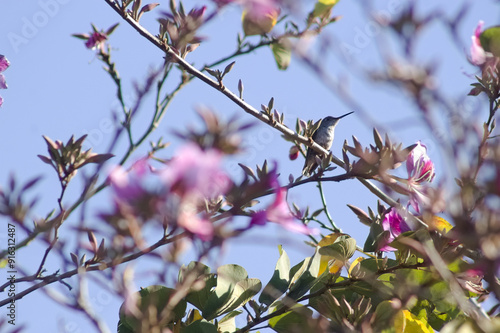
<box><xmin>0</xmin><ymin>55</ymin><xmax>10</xmax><ymax>107</ymax></box>
<box><xmin>85</xmin><ymin>31</ymin><xmax>108</xmax><ymax>51</ymax></box>
<box><xmin>379</xmin><ymin>208</ymin><xmax>411</xmax><ymax>252</ymax></box>
<box><xmin>160</xmin><ymin>144</ymin><xmax>231</xmax><ymax>201</ymax></box>
<box><xmin>177</xmin><ymin>206</ymin><xmax>214</xmax><ymax>241</ymax></box>
<box><xmin>0</xmin><ymin>55</ymin><xmax>9</xmax><ymax>73</ymax></box>
<box><xmin>108</xmin><ymin>158</ymin><xmax>150</xmax><ymax>202</ymax></box>
<box><xmin>456</xmin><ymin>268</ymin><xmax>486</xmax><ymax>294</ymax></box>
<box><xmin>407</xmin><ymin>141</ymin><xmax>435</xmax><ymax>184</ymax></box>
<box><xmin>289</xmin><ymin>146</ymin><xmax>299</xmax><ymax>160</ymax></box>
<box><xmin>471</xmin><ymin>21</ymin><xmax>486</xmax><ymax>66</ymax></box>
<box><xmin>73</xmin><ymin>23</ymin><xmax>118</xmax><ymax>54</ymax></box>
<box><xmin>249</xmin><ymin>184</ymin><xmax>316</xmax><ymax>235</ymax></box>
<box><xmin>406</xmin><ymin>141</ymin><xmax>435</xmax><ymax>213</ymax></box>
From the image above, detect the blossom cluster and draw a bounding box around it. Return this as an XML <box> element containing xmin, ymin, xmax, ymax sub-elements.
<box><xmin>0</xmin><ymin>55</ymin><xmax>10</xmax><ymax>107</ymax></box>
<box><xmin>380</xmin><ymin>141</ymin><xmax>436</xmax><ymax>251</ymax></box>
<box><xmin>105</xmin><ymin>143</ymin><xmax>312</xmax><ymax>242</ymax></box>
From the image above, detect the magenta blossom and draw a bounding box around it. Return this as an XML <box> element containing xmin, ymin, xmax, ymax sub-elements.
<box><xmin>471</xmin><ymin>21</ymin><xmax>486</xmax><ymax>66</ymax></box>
<box><xmin>85</xmin><ymin>31</ymin><xmax>108</xmax><ymax>51</ymax></box>
<box><xmin>73</xmin><ymin>23</ymin><xmax>118</xmax><ymax>54</ymax></box>
<box><xmin>406</xmin><ymin>141</ymin><xmax>435</xmax><ymax>213</ymax></box>
<box><xmin>456</xmin><ymin>268</ymin><xmax>486</xmax><ymax>294</ymax></box>
<box><xmin>160</xmin><ymin>143</ymin><xmax>231</xmax><ymax>201</ymax></box>
<box><xmin>379</xmin><ymin>208</ymin><xmax>411</xmax><ymax>252</ymax></box>
<box><xmin>249</xmin><ymin>185</ymin><xmax>316</xmax><ymax>235</ymax></box>
<box><xmin>177</xmin><ymin>206</ymin><xmax>214</xmax><ymax>241</ymax></box>
<box><xmin>407</xmin><ymin>141</ymin><xmax>435</xmax><ymax>184</ymax></box>
<box><xmin>108</xmin><ymin>158</ymin><xmax>150</xmax><ymax>202</ymax></box>
<box><xmin>0</xmin><ymin>55</ymin><xmax>10</xmax><ymax>107</ymax></box>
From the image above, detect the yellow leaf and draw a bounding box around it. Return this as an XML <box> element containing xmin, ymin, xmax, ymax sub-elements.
<box><xmin>312</xmin><ymin>0</ymin><xmax>338</xmax><ymax>18</ymax></box>
<box><xmin>394</xmin><ymin>310</ymin><xmax>433</xmax><ymax>333</ymax></box>
<box><xmin>318</xmin><ymin>0</ymin><xmax>338</xmax><ymax>5</ymax></box>
<box><xmin>318</xmin><ymin>233</ymin><xmax>342</xmax><ymax>247</ymax></box>
<box><xmin>348</xmin><ymin>257</ymin><xmax>364</xmax><ymax>278</ymax></box>
<box><xmin>318</xmin><ymin>233</ymin><xmax>346</xmax><ymax>275</ymax></box>
<box><xmin>426</xmin><ymin>216</ymin><xmax>452</xmax><ymax>233</ymax></box>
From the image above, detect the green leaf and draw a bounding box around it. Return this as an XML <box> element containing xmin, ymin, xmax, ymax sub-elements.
<box><xmin>117</xmin><ymin>319</ymin><xmax>135</xmax><ymax>333</ymax></box>
<box><xmin>308</xmin><ymin>291</ymin><xmax>339</xmax><ymax>321</ymax></box>
<box><xmin>363</xmin><ymin>220</ymin><xmax>386</xmax><ymax>252</ymax></box>
<box><xmin>106</xmin><ymin>22</ymin><xmax>120</xmax><ymax>36</ymax></box>
<box><xmin>222</xmin><ymin>61</ymin><xmax>236</xmax><ymax>78</ymax></box>
<box><xmin>215</xmin><ymin>278</ymin><xmax>262</xmax><ymax>317</ymax></box>
<box><xmin>318</xmin><ymin>235</ymin><xmax>356</xmax><ymax>262</ymax></box>
<box><xmin>118</xmin><ymin>285</ymin><xmax>187</xmax><ymax>331</ymax></box>
<box><xmin>287</xmin><ymin>248</ymin><xmax>321</xmax><ymax>300</ymax></box>
<box><xmin>181</xmin><ymin>320</ymin><xmax>219</xmax><ymax>333</ymax></box>
<box><xmin>180</xmin><ymin>262</ymin><xmax>217</xmax><ymax>311</ymax></box>
<box><xmin>480</xmin><ymin>26</ymin><xmax>500</xmax><ymax>57</ymax></box>
<box><xmin>186</xmin><ymin>274</ymin><xmax>217</xmax><ymax>311</ymax></box>
<box><xmin>202</xmin><ymin>264</ymin><xmax>250</xmax><ymax>320</ymax></box>
<box><xmin>205</xmin><ymin>67</ymin><xmax>221</xmax><ymax>79</ymax></box>
<box><xmin>259</xmin><ymin>245</ymin><xmax>291</xmax><ymax>306</ymax></box>
<box><xmin>271</xmin><ymin>39</ymin><xmax>292</xmax><ymax>70</ymax></box>
<box><xmin>312</xmin><ymin>0</ymin><xmax>338</xmax><ymax>19</ymax></box>
<box><xmin>372</xmin><ymin>300</ymin><xmax>399</xmax><ymax>332</ymax></box>
<box><xmin>217</xmin><ymin>310</ymin><xmax>242</xmax><ymax>333</ymax></box>
<box><xmin>268</xmin><ymin>305</ymin><xmax>314</xmax><ymax>333</ymax></box>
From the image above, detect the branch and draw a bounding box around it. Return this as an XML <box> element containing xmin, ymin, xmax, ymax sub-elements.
<box><xmin>102</xmin><ymin>0</ymin><xmax>398</xmax><ymax>211</ymax></box>
<box><xmin>0</xmin><ymin>233</ymin><xmax>186</xmax><ymax>307</ymax></box>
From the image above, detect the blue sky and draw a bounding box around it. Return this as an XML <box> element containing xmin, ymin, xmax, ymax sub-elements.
<box><xmin>0</xmin><ymin>0</ymin><xmax>497</xmax><ymax>332</ymax></box>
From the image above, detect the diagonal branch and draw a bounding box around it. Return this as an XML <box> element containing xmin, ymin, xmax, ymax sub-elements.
<box><xmin>102</xmin><ymin>0</ymin><xmax>398</xmax><ymax>210</ymax></box>
<box><xmin>0</xmin><ymin>233</ymin><xmax>186</xmax><ymax>307</ymax></box>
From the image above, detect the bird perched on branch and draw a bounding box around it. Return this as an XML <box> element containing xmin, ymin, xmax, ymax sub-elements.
<box><xmin>302</xmin><ymin>112</ymin><xmax>353</xmax><ymax>176</ymax></box>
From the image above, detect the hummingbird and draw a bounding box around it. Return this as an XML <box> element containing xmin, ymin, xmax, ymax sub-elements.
<box><xmin>302</xmin><ymin>112</ymin><xmax>353</xmax><ymax>176</ymax></box>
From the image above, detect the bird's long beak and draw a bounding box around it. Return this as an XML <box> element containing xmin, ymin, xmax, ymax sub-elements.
<box><xmin>338</xmin><ymin>111</ymin><xmax>354</xmax><ymax>119</ymax></box>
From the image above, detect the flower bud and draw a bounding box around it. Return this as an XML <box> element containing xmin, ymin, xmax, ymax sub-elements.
<box><xmin>289</xmin><ymin>146</ymin><xmax>299</xmax><ymax>160</ymax></box>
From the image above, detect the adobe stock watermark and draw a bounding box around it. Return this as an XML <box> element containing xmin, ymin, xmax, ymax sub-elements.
<box><xmin>7</xmin><ymin>0</ymin><xmax>73</xmax><ymax>53</ymax></box>
<box><xmin>339</xmin><ymin>0</ymin><xmax>403</xmax><ymax>62</ymax></box>
<box><xmin>80</xmin><ymin>117</ymin><xmax>115</xmax><ymax>151</ymax></box>
<box><xmin>80</xmin><ymin>94</ymin><xmax>135</xmax><ymax>151</ymax></box>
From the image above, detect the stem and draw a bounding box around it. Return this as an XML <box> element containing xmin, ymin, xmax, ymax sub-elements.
<box><xmin>316</xmin><ymin>180</ymin><xmax>340</xmax><ymax>232</ymax></box>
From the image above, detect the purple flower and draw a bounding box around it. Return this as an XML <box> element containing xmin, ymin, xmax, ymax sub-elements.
<box><xmin>250</xmin><ymin>185</ymin><xmax>316</xmax><ymax>235</ymax></box>
<box><xmin>85</xmin><ymin>31</ymin><xmax>108</xmax><ymax>51</ymax></box>
<box><xmin>405</xmin><ymin>142</ymin><xmax>435</xmax><ymax>213</ymax></box>
<box><xmin>471</xmin><ymin>21</ymin><xmax>486</xmax><ymax>66</ymax></box>
<box><xmin>73</xmin><ymin>24</ymin><xmax>119</xmax><ymax>54</ymax></box>
<box><xmin>177</xmin><ymin>207</ymin><xmax>214</xmax><ymax>241</ymax></box>
<box><xmin>188</xmin><ymin>6</ymin><xmax>207</xmax><ymax>21</ymax></box>
<box><xmin>159</xmin><ymin>144</ymin><xmax>232</xmax><ymax>241</ymax></box>
<box><xmin>379</xmin><ymin>208</ymin><xmax>411</xmax><ymax>252</ymax></box>
<box><xmin>289</xmin><ymin>146</ymin><xmax>299</xmax><ymax>160</ymax></box>
<box><xmin>0</xmin><ymin>55</ymin><xmax>10</xmax><ymax>107</ymax></box>
<box><xmin>108</xmin><ymin>158</ymin><xmax>150</xmax><ymax>202</ymax></box>
<box><xmin>160</xmin><ymin>143</ymin><xmax>231</xmax><ymax>201</ymax></box>
<box><xmin>407</xmin><ymin>141</ymin><xmax>435</xmax><ymax>184</ymax></box>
